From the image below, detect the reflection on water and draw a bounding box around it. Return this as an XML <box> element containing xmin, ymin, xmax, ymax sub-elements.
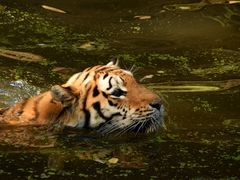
<box><xmin>0</xmin><ymin>0</ymin><xmax>240</xmax><ymax>179</ymax></box>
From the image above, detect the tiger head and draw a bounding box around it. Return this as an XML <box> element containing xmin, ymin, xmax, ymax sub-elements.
<box><xmin>51</xmin><ymin>61</ymin><xmax>164</xmax><ymax>135</ymax></box>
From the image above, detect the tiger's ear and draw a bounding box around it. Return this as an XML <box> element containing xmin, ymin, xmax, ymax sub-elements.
<box><xmin>106</xmin><ymin>57</ymin><xmax>119</xmax><ymax>67</ymax></box>
<box><xmin>51</xmin><ymin>85</ymin><xmax>78</xmax><ymax>107</ymax></box>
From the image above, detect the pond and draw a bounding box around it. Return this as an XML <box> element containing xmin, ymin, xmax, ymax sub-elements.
<box><xmin>0</xmin><ymin>0</ymin><xmax>240</xmax><ymax>179</ymax></box>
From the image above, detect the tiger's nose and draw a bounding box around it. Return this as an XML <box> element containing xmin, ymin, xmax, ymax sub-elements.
<box><xmin>149</xmin><ymin>99</ymin><xmax>162</xmax><ymax>110</ymax></box>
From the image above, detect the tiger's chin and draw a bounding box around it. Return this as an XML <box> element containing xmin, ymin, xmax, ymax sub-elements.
<box><xmin>96</xmin><ymin>106</ymin><xmax>165</xmax><ymax>136</ymax></box>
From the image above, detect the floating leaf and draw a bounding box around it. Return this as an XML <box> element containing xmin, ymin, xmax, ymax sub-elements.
<box><xmin>79</xmin><ymin>42</ymin><xmax>96</xmax><ymax>50</ymax></box>
<box><xmin>229</xmin><ymin>1</ymin><xmax>240</xmax><ymax>4</ymax></box>
<box><xmin>108</xmin><ymin>157</ymin><xmax>119</xmax><ymax>164</ymax></box>
<box><xmin>222</xmin><ymin>119</ymin><xmax>232</xmax><ymax>126</ymax></box>
<box><xmin>222</xmin><ymin>119</ymin><xmax>239</xmax><ymax>127</ymax></box>
<box><xmin>94</xmin><ymin>158</ymin><xmax>105</xmax><ymax>164</ymax></box>
<box><xmin>163</xmin><ymin>1</ymin><xmax>207</xmax><ymax>11</ymax></box>
<box><xmin>157</xmin><ymin>70</ymin><xmax>165</xmax><ymax>74</ymax></box>
<box><xmin>163</xmin><ymin>0</ymin><xmax>240</xmax><ymax>12</ymax></box>
<box><xmin>139</xmin><ymin>74</ymin><xmax>154</xmax><ymax>83</ymax></box>
<box><xmin>41</xmin><ymin>5</ymin><xmax>66</xmax><ymax>14</ymax></box>
<box><xmin>52</xmin><ymin>67</ymin><xmax>77</xmax><ymax>74</ymax></box>
<box><xmin>0</xmin><ymin>49</ymin><xmax>44</xmax><ymax>62</ymax></box>
<box><xmin>149</xmin><ymin>84</ymin><xmax>220</xmax><ymax>92</ymax></box>
<box><xmin>134</xmin><ymin>15</ymin><xmax>151</xmax><ymax>20</ymax></box>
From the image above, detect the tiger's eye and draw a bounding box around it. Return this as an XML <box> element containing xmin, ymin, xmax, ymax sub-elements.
<box><xmin>111</xmin><ymin>89</ymin><xmax>126</xmax><ymax>97</ymax></box>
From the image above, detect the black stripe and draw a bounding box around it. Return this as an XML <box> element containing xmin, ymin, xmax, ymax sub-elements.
<box><xmin>108</xmin><ymin>100</ymin><xmax>117</xmax><ymax>107</ymax></box>
<box><xmin>96</xmin><ymin>66</ymin><xmax>117</xmax><ymax>73</ymax></box>
<box><xmin>0</xmin><ymin>107</ymin><xmax>9</xmax><ymax>115</ymax></box>
<box><xmin>83</xmin><ymin>109</ymin><xmax>90</xmax><ymax>128</ymax></box>
<box><xmin>103</xmin><ymin>73</ymin><xmax>108</xmax><ymax>79</ymax></box>
<box><xmin>105</xmin><ymin>68</ymin><xmax>118</xmax><ymax>73</ymax></box>
<box><xmin>120</xmin><ymin>77</ymin><xmax>125</xmax><ymax>83</ymax></box>
<box><xmin>93</xmin><ymin>85</ymin><xmax>99</xmax><ymax>97</ymax></box>
<box><xmin>87</xmin><ymin>65</ymin><xmax>100</xmax><ymax>73</ymax></box>
<box><xmin>82</xmin><ymin>85</ymin><xmax>91</xmax><ymax>128</ymax></box>
<box><xmin>84</xmin><ymin>67</ymin><xmax>91</xmax><ymax>72</ymax></box>
<box><xmin>75</xmin><ymin>73</ymin><xmax>82</xmax><ymax>81</ymax></box>
<box><xmin>93</xmin><ymin>102</ymin><xmax>121</xmax><ymax>121</ymax></box>
<box><xmin>102</xmin><ymin>91</ymin><xmax>108</xmax><ymax>98</ymax></box>
<box><xmin>93</xmin><ymin>102</ymin><xmax>103</xmax><ymax>117</ymax></box>
<box><xmin>96</xmin><ymin>66</ymin><xmax>111</xmax><ymax>72</ymax></box>
<box><xmin>106</xmin><ymin>77</ymin><xmax>113</xmax><ymax>90</ymax></box>
<box><xmin>83</xmin><ymin>73</ymin><xmax>89</xmax><ymax>82</ymax></box>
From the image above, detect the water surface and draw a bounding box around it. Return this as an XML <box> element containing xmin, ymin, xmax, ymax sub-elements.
<box><xmin>0</xmin><ymin>0</ymin><xmax>240</xmax><ymax>179</ymax></box>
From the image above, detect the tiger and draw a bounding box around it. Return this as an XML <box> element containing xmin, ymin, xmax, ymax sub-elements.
<box><xmin>0</xmin><ymin>60</ymin><xmax>164</xmax><ymax>135</ymax></box>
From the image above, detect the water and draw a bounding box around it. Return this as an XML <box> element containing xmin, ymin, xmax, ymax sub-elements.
<box><xmin>0</xmin><ymin>0</ymin><xmax>240</xmax><ymax>179</ymax></box>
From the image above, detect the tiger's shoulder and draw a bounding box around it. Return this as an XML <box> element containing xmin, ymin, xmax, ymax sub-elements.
<box><xmin>0</xmin><ymin>86</ymin><xmax>75</xmax><ymax>127</ymax></box>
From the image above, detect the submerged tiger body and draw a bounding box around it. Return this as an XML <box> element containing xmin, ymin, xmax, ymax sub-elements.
<box><xmin>0</xmin><ymin>61</ymin><xmax>164</xmax><ymax>134</ymax></box>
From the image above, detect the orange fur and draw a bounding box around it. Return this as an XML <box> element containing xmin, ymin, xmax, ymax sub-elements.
<box><xmin>0</xmin><ymin>92</ymin><xmax>63</xmax><ymax>125</ymax></box>
<box><xmin>0</xmin><ymin>62</ymin><xmax>164</xmax><ymax>134</ymax></box>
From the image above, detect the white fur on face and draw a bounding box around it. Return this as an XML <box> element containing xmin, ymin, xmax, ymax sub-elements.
<box><xmin>98</xmin><ymin>75</ymin><xmax>127</xmax><ymax>94</ymax></box>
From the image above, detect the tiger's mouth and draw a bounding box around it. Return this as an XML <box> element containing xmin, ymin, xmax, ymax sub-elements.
<box><xmin>97</xmin><ymin>106</ymin><xmax>165</xmax><ymax>135</ymax></box>
<box><xmin>131</xmin><ymin>111</ymin><xmax>165</xmax><ymax>134</ymax></box>
<box><xmin>125</xmin><ymin>107</ymin><xmax>165</xmax><ymax>134</ymax></box>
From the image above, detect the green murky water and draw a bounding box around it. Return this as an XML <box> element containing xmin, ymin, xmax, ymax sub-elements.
<box><xmin>0</xmin><ymin>0</ymin><xmax>240</xmax><ymax>179</ymax></box>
